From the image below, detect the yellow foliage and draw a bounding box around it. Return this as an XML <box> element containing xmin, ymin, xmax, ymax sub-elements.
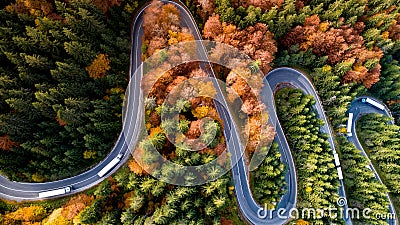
<box><xmin>299</xmin><ymin>41</ymin><xmax>311</xmax><ymax>51</ymax></box>
<box><xmin>322</xmin><ymin>65</ymin><xmax>332</xmax><ymax>73</ymax></box>
<box><xmin>376</xmin><ymin>20</ymin><xmax>384</xmax><ymax>28</ymax></box>
<box><xmin>382</xmin><ymin>31</ymin><xmax>389</xmax><ymax>39</ymax></box>
<box><xmin>43</xmin><ymin>208</ymin><xmax>70</xmax><ymax>225</ymax></box>
<box><xmin>168</xmin><ymin>37</ymin><xmax>179</xmax><ymax>46</ymax></box>
<box><xmin>4</xmin><ymin>205</ymin><xmax>46</xmax><ymax>223</ymax></box>
<box><xmin>192</xmin><ymin>106</ymin><xmax>211</xmax><ymax>119</ymax></box>
<box><xmin>306</xmin><ymin>186</ymin><xmax>313</xmax><ymax>193</ymax></box>
<box><xmin>32</xmin><ymin>173</ymin><xmax>45</xmax><ymax>182</ymax></box>
<box><xmin>168</xmin><ymin>30</ymin><xmax>178</xmax><ymax>39</ymax></box>
<box><xmin>223</xmin><ymin>23</ymin><xmax>236</xmax><ymax>34</ymax></box>
<box><xmin>338</xmin><ymin>127</ymin><xmax>347</xmax><ymax>134</ymax></box>
<box><xmin>261</xmin><ymin>112</ymin><xmax>269</xmax><ymax>124</ymax></box>
<box><xmin>85</xmin><ymin>54</ymin><xmax>111</xmax><ymax>79</ymax></box>
<box><xmin>353</xmin><ymin>64</ymin><xmax>366</xmax><ymax>72</ymax></box>
<box><xmin>149</xmin><ymin>127</ymin><xmax>163</xmax><ymax>137</ymax></box>
<box><xmin>83</xmin><ymin>150</ymin><xmax>97</xmax><ymax>159</ymax></box>
<box><xmin>110</xmin><ymin>87</ymin><xmax>125</xmax><ymax>94</ymax></box>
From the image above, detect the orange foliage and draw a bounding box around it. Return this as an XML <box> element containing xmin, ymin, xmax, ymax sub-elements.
<box><xmin>296</xmin><ymin>219</ymin><xmax>310</xmax><ymax>225</ymax></box>
<box><xmin>143</xmin><ymin>0</ymin><xmax>190</xmax><ymax>57</ymax></box>
<box><xmin>232</xmin><ymin>0</ymin><xmax>284</xmax><ymax>10</ymax></box>
<box><xmin>192</xmin><ymin>106</ymin><xmax>211</xmax><ymax>119</ymax></box>
<box><xmin>0</xmin><ymin>135</ymin><xmax>19</xmax><ymax>151</ymax></box>
<box><xmin>56</xmin><ymin>116</ymin><xmax>67</xmax><ymax>126</ymax></box>
<box><xmin>85</xmin><ymin>54</ymin><xmax>111</xmax><ymax>79</ymax></box>
<box><xmin>61</xmin><ymin>194</ymin><xmax>94</xmax><ymax>220</ymax></box>
<box><xmin>282</xmin><ymin>15</ymin><xmax>383</xmax><ymax>88</ymax></box>
<box><xmin>204</xmin><ymin>16</ymin><xmax>277</xmax><ymax>73</ymax></box>
<box><xmin>6</xmin><ymin>0</ymin><xmax>57</xmax><ymax>18</ymax></box>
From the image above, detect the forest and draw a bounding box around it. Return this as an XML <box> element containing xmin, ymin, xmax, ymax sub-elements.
<box><xmin>0</xmin><ymin>0</ymin><xmax>399</xmax><ymax>224</ymax></box>
<box><xmin>275</xmin><ymin>88</ymin><xmax>342</xmax><ymax>224</ymax></box>
<box><xmin>357</xmin><ymin>114</ymin><xmax>400</xmax><ymax>216</ymax></box>
<box><xmin>337</xmin><ymin>136</ymin><xmax>391</xmax><ymax>225</ymax></box>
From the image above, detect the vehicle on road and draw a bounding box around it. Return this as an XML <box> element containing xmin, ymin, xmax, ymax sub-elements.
<box><xmin>337</xmin><ymin>167</ymin><xmax>344</xmax><ymax>180</ymax></box>
<box><xmin>361</xmin><ymin>98</ymin><xmax>385</xmax><ymax>110</ymax></box>
<box><xmin>334</xmin><ymin>153</ymin><xmax>341</xmax><ymax>166</ymax></box>
<box><xmin>347</xmin><ymin>113</ymin><xmax>354</xmax><ymax>137</ymax></box>
<box><xmin>38</xmin><ymin>186</ymin><xmax>71</xmax><ymax>198</ymax></box>
<box><xmin>97</xmin><ymin>154</ymin><xmax>123</xmax><ymax>177</ymax></box>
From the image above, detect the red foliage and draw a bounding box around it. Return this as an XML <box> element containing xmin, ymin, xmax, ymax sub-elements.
<box><xmin>148</xmin><ymin>111</ymin><xmax>161</xmax><ymax>127</ymax></box>
<box><xmin>204</xmin><ymin>17</ymin><xmax>277</xmax><ymax>73</ymax></box>
<box><xmin>128</xmin><ymin>159</ymin><xmax>148</xmax><ymax>176</ymax></box>
<box><xmin>233</xmin><ymin>0</ymin><xmax>284</xmax><ymax>11</ymax></box>
<box><xmin>221</xmin><ymin>217</ymin><xmax>234</xmax><ymax>225</ymax></box>
<box><xmin>91</xmin><ymin>0</ymin><xmax>122</xmax><ymax>13</ymax></box>
<box><xmin>388</xmin><ymin>21</ymin><xmax>400</xmax><ymax>40</ymax></box>
<box><xmin>203</xmin><ymin>15</ymin><xmax>223</xmax><ymax>39</ymax></box>
<box><xmin>282</xmin><ymin>15</ymin><xmax>383</xmax><ymax>88</ymax></box>
<box><xmin>186</xmin><ymin>120</ymin><xmax>203</xmax><ymax>138</ymax></box>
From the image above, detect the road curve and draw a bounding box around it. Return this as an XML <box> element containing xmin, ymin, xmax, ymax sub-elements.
<box><xmin>347</xmin><ymin>97</ymin><xmax>398</xmax><ymax>225</ymax></box>
<box><xmin>0</xmin><ymin>2</ymin><xmax>392</xmax><ymax>225</ymax></box>
<box><xmin>0</xmin><ymin>2</ymin><xmax>151</xmax><ymax>201</ymax></box>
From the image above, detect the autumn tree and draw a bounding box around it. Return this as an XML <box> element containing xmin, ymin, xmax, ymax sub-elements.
<box><xmin>282</xmin><ymin>15</ymin><xmax>383</xmax><ymax>88</ymax></box>
<box><xmin>204</xmin><ymin>16</ymin><xmax>277</xmax><ymax>73</ymax></box>
<box><xmin>0</xmin><ymin>135</ymin><xmax>18</xmax><ymax>151</ymax></box>
<box><xmin>86</xmin><ymin>54</ymin><xmax>111</xmax><ymax>79</ymax></box>
<box><xmin>61</xmin><ymin>194</ymin><xmax>94</xmax><ymax>220</ymax></box>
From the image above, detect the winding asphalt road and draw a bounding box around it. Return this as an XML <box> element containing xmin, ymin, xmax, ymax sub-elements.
<box><xmin>347</xmin><ymin>96</ymin><xmax>398</xmax><ymax>225</ymax></box>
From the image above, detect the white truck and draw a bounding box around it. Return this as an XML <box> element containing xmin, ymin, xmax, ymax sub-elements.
<box><xmin>97</xmin><ymin>154</ymin><xmax>123</xmax><ymax>177</ymax></box>
<box><xmin>333</xmin><ymin>153</ymin><xmax>341</xmax><ymax>167</ymax></box>
<box><xmin>346</xmin><ymin>113</ymin><xmax>353</xmax><ymax>137</ymax></box>
<box><xmin>38</xmin><ymin>186</ymin><xmax>71</xmax><ymax>198</ymax></box>
<box><xmin>362</xmin><ymin>98</ymin><xmax>385</xmax><ymax>110</ymax></box>
<box><xmin>337</xmin><ymin>167</ymin><xmax>344</xmax><ymax>180</ymax></box>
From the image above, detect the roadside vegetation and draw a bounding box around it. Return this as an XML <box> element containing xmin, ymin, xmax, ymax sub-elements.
<box><xmin>357</xmin><ymin>114</ymin><xmax>400</xmax><ymax>215</ymax></box>
<box><xmin>0</xmin><ymin>166</ymin><xmax>245</xmax><ymax>224</ymax></box>
<box><xmin>275</xmin><ymin>88</ymin><xmax>342</xmax><ymax>224</ymax></box>
<box><xmin>250</xmin><ymin>142</ymin><xmax>287</xmax><ymax>209</ymax></box>
<box><xmin>337</xmin><ymin>136</ymin><xmax>391</xmax><ymax>225</ymax></box>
